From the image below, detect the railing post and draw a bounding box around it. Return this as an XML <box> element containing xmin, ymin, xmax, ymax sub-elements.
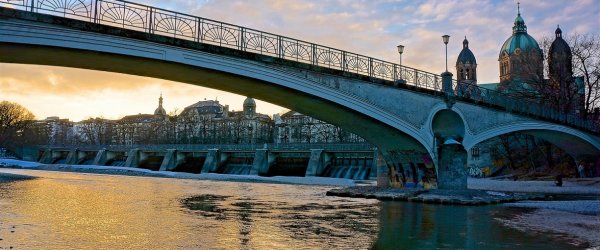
<box><xmin>239</xmin><ymin>27</ymin><xmax>245</xmax><ymax>51</ymax></box>
<box><xmin>414</xmin><ymin>69</ymin><xmax>418</xmax><ymax>86</ymax></box>
<box><xmin>148</xmin><ymin>7</ymin><xmax>153</xmax><ymax>34</ymax></box>
<box><xmin>393</xmin><ymin>64</ymin><xmax>397</xmax><ymax>81</ymax></box>
<box><xmin>368</xmin><ymin>58</ymin><xmax>373</xmax><ymax>77</ymax></box>
<box><xmin>30</xmin><ymin>0</ymin><xmax>35</xmax><ymax>12</ymax></box>
<box><xmin>196</xmin><ymin>17</ymin><xmax>201</xmax><ymax>42</ymax></box>
<box><xmin>93</xmin><ymin>0</ymin><xmax>98</xmax><ymax>23</ymax></box>
<box><xmin>342</xmin><ymin>51</ymin><xmax>346</xmax><ymax>72</ymax></box>
<box><xmin>277</xmin><ymin>36</ymin><xmax>283</xmax><ymax>58</ymax></box>
<box><xmin>311</xmin><ymin>43</ymin><xmax>317</xmax><ymax>65</ymax></box>
<box><xmin>441</xmin><ymin>72</ymin><xmax>454</xmax><ymax>96</ymax></box>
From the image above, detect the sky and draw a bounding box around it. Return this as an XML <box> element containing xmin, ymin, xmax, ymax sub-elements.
<box><xmin>1</xmin><ymin>0</ymin><xmax>598</xmax><ymax>121</ymax></box>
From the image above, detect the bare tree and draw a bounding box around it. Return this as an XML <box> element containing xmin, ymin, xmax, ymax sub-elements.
<box><xmin>569</xmin><ymin>34</ymin><xmax>600</xmax><ymax>115</ymax></box>
<box><xmin>0</xmin><ymin>101</ymin><xmax>35</xmax><ymax>152</ymax></box>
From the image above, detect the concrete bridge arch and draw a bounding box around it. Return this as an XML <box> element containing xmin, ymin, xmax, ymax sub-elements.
<box><xmin>464</xmin><ymin>122</ymin><xmax>600</xmax><ymax>160</ymax></box>
<box><xmin>0</xmin><ymin>14</ymin><xmax>436</xmax><ymax>161</ymax></box>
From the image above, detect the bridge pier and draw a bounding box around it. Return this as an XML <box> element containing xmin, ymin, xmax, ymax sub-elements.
<box><xmin>39</xmin><ymin>149</ymin><xmax>53</xmax><ymax>164</ymax></box>
<box><xmin>437</xmin><ymin>142</ymin><xmax>468</xmax><ymax>189</ymax></box>
<box><xmin>124</xmin><ymin>149</ymin><xmax>140</xmax><ymax>168</ymax></box>
<box><xmin>92</xmin><ymin>149</ymin><xmax>108</xmax><ymax>166</ymax></box>
<box><xmin>202</xmin><ymin>149</ymin><xmax>225</xmax><ymax>173</ymax></box>
<box><xmin>65</xmin><ymin>149</ymin><xmax>78</xmax><ymax>165</ymax></box>
<box><xmin>376</xmin><ymin>151</ymin><xmax>390</xmax><ymax>187</ymax></box>
<box><xmin>305</xmin><ymin>149</ymin><xmax>332</xmax><ymax>177</ymax></box>
<box><xmin>249</xmin><ymin>149</ymin><xmax>276</xmax><ymax>176</ymax></box>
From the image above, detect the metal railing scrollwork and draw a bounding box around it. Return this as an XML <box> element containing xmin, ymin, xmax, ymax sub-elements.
<box><xmin>1</xmin><ymin>0</ymin><xmax>598</xmax><ymax>133</ymax></box>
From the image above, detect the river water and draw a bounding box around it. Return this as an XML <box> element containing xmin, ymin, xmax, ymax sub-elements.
<box><xmin>0</xmin><ymin>169</ymin><xmax>578</xmax><ymax>249</ymax></box>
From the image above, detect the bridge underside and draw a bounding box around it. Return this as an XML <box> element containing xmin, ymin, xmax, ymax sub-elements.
<box><xmin>0</xmin><ymin>42</ymin><xmax>430</xmax><ymax>156</ymax></box>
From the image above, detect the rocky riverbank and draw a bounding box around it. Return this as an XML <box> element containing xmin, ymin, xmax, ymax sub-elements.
<box><xmin>326</xmin><ymin>186</ymin><xmax>548</xmax><ymax>205</ymax></box>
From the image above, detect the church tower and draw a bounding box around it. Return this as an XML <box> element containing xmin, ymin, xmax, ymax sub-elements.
<box><xmin>548</xmin><ymin>25</ymin><xmax>573</xmax><ymax>87</ymax></box>
<box><xmin>456</xmin><ymin>37</ymin><xmax>477</xmax><ymax>84</ymax></box>
<box><xmin>498</xmin><ymin>3</ymin><xmax>543</xmax><ymax>93</ymax></box>
<box><xmin>154</xmin><ymin>93</ymin><xmax>167</xmax><ymax>116</ymax></box>
<box><xmin>548</xmin><ymin>25</ymin><xmax>583</xmax><ymax>114</ymax></box>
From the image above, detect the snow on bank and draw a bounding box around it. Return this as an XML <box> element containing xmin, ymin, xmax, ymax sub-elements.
<box><xmin>497</xmin><ymin>209</ymin><xmax>600</xmax><ymax>248</ymax></box>
<box><xmin>505</xmin><ymin>200</ymin><xmax>600</xmax><ymax>216</ymax></box>
<box><xmin>469</xmin><ymin>178</ymin><xmax>600</xmax><ymax>195</ymax></box>
<box><xmin>0</xmin><ymin>158</ymin><xmax>43</xmax><ymax>168</ymax></box>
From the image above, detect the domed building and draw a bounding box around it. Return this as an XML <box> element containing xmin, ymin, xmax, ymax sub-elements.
<box><xmin>243</xmin><ymin>97</ymin><xmax>256</xmax><ymax>116</ymax></box>
<box><xmin>498</xmin><ymin>4</ymin><xmax>543</xmax><ymax>93</ymax></box>
<box><xmin>154</xmin><ymin>93</ymin><xmax>167</xmax><ymax>116</ymax></box>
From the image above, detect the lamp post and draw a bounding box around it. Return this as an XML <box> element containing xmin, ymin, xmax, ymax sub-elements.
<box><xmin>396</xmin><ymin>44</ymin><xmax>404</xmax><ymax>66</ymax></box>
<box><xmin>442</xmin><ymin>35</ymin><xmax>450</xmax><ymax>72</ymax></box>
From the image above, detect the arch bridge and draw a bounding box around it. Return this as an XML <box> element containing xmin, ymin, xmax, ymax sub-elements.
<box><xmin>1</xmin><ymin>0</ymin><xmax>598</xmax><ymax>189</ymax></box>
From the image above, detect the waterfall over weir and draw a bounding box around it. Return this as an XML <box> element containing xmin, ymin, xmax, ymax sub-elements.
<box><xmin>221</xmin><ymin>164</ymin><xmax>252</xmax><ymax>175</ymax></box>
<box><xmin>323</xmin><ymin>157</ymin><xmax>374</xmax><ymax>180</ymax></box>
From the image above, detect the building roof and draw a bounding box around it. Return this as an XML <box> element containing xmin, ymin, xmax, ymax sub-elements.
<box><xmin>154</xmin><ymin>94</ymin><xmax>167</xmax><ymax>116</ymax></box>
<box><xmin>457</xmin><ymin>37</ymin><xmax>476</xmax><ymax>65</ymax></box>
<box><xmin>549</xmin><ymin>25</ymin><xmax>571</xmax><ymax>57</ymax></box>
<box><xmin>478</xmin><ymin>83</ymin><xmax>499</xmax><ymax>91</ymax></box>
<box><xmin>499</xmin><ymin>7</ymin><xmax>541</xmax><ymax>57</ymax></box>
<box><xmin>243</xmin><ymin>97</ymin><xmax>256</xmax><ymax>108</ymax></box>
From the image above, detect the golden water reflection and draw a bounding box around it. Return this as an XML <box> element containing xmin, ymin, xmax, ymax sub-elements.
<box><xmin>0</xmin><ymin>169</ymin><xmax>583</xmax><ymax>249</ymax></box>
<box><xmin>0</xmin><ymin>170</ymin><xmax>379</xmax><ymax>249</ymax></box>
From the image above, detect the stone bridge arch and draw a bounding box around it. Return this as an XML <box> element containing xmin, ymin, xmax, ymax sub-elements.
<box><xmin>464</xmin><ymin>123</ymin><xmax>600</xmax><ymax>160</ymax></box>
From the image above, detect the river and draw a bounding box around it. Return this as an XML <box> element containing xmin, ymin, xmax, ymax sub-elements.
<box><xmin>0</xmin><ymin>169</ymin><xmax>579</xmax><ymax>249</ymax></box>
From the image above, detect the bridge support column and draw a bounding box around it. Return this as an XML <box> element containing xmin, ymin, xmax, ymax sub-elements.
<box><xmin>250</xmin><ymin>149</ymin><xmax>275</xmax><ymax>176</ymax></box>
<box><xmin>92</xmin><ymin>149</ymin><xmax>108</xmax><ymax>166</ymax></box>
<box><xmin>437</xmin><ymin>143</ymin><xmax>468</xmax><ymax>189</ymax></box>
<box><xmin>375</xmin><ymin>151</ymin><xmax>390</xmax><ymax>187</ymax></box>
<box><xmin>202</xmin><ymin>149</ymin><xmax>223</xmax><ymax>173</ymax></box>
<box><xmin>39</xmin><ymin>149</ymin><xmax>52</xmax><ymax>163</ymax></box>
<box><xmin>65</xmin><ymin>149</ymin><xmax>78</xmax><ymax>165</ymax></box>
<box><xmin>124</xmin><ymin>149</ymin><xmax>140</xmax><ymax>168</ymax></box>
<box><xmin>159</xmin><ymin>149</ymin><xmax>177</xmax><ymax>171</ymax></box>
<box><xmin>305</xmin><ymin>149</ymin><xmax>331</xmax><ymax>177</ymax></box>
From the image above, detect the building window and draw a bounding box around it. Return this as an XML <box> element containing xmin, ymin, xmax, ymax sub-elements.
<box><xmin>471</xmin><ymin>147</ymin><xmax>480</xmax><ymax>158</ymax></box>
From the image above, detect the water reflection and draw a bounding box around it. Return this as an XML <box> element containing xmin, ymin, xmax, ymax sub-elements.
<box><xmin>0</xmin><ymin>169</ymin><xmax>582</xmax><ymax>249</ymax></box>
<box><xmin>373</xmin><ymin>202</ymin><xmax>574</xmax><ymax>249</ymax></box>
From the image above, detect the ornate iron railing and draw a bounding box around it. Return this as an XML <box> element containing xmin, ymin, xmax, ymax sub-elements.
<box><xmin>1</xmin><ymin>0</ymin><xmax>598</xmax><ymax>133</ymax></box>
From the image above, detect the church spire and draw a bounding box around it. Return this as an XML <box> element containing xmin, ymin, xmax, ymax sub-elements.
<box><xmin>513</xmin><ymin>2</ymin><xmax>527</xmax><ymax>34</ymax></box>
<box><xmin>154</xmin><ymin>92</ymin><xmax>166</xmax><ymax>116</ymax></box>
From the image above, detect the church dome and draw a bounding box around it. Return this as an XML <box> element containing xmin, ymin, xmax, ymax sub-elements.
<box><xmin>500</xmin><ymin>33</ymin><xmax>541</xmax><ymax>56</ymax></box>
<box><xmin>499</xmin><ymin>9</ymin><xmax>541</xmax><ymax>57</ymax></box>
<box><xmin>549</xmin><ymin>25</ymin><xmax>571</xmax><ymax>56</ymax></box>
<box><xmin>243</xmin><ymin>97</ymin><xmax>256</xmax><ymax>115</ymax></box>
<box><xmin>154</xmin><ymin>94</ymin><xmax>167</xmax><ymax>116</ymax></box>
<box><xmin>457</xmin><ymin>37</ymin><xmax>476</xmax><ymax>64</ymax></box>
<box><xmin>154</xmin><ymin>106</ymin><xmax>166</xmax><ymax>116</ymax></box>
<box><xmin>243</xmin><ymin>97</ymin><xmax>256</xmax><ymax>108</ymax></box>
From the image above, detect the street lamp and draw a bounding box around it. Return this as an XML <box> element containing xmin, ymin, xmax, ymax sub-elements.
<box><xmin>396</xmin><ymin>44</ymin><xmax>404</xmax><ymax>66</ymax></box>
<box><xmin>442</xmin><ymin>35</ymin><xmax>450</xmax><ymax>72</ymax></box>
